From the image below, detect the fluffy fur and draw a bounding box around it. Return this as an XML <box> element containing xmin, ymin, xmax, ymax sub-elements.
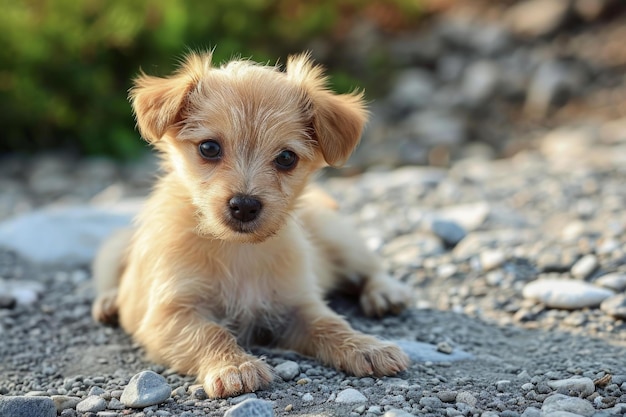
<box><xmin>92</xmin><ymin>52</ymin><xmax>411</xmax><ymax>399</ymax></box>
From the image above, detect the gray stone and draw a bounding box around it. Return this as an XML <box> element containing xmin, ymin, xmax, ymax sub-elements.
<box><xmin>0</xmin><ymin>203</ymin><xmax>138</xmax><ymax>264</ymax></box>
<box><xmin>437</xmin><ymin>391</ymin><xmax>458</xmax><ymax>403</ymax></box>
<box><xmin>224</xmin><ymin>398</ymin><xmax>274</xmax><ymax>417</ymax></box>
<box><xmin>431</xmin><ymin>219</ymin><xmax>466</xmax><ymax>246</ymax></box>
<box><xmin>405</xmin><ymin>110</ymin><xmax>467</xmax><ymax>147</ymax></box>
<box><xmin>0</xmin><ymin>396</ymin><xmax>56</xmax><ymax>417</ymax></box>
<box><xmin>120</xmin><ymin>370</ymin><xmax>172</xmax><ymax>408</ymax></box>
<box><xmin>229</xmin><ymin>393</ymin><xmax>258</xmax><ymax>405</ymax></box>
<box><xmin>76</xmin><ymin>395</ymin><xmax>106</xmax><ymax>413</ymax></box>
<box><xmin>461</xmin><ymin>60</ymin><xmax>500</xmax><ymax>106</ymax></box>
<box><xmin>335</xmin><ymin>388</ymin><xmax>367</xmax><ymax>403</ymax></box>
<box><xmin>595</xmin><ymin>273</ymin><xmax>626</xmax><ymax>292</ymax></box>
<box><xmin>388</xmin><ymin>69</ymin><xmax>436</xmax><ymax>112</ymax></box>
<box><xmin>301</xmin><ymin>393</ymin><xmax>314</xmax><ymax>402</ymax></box>
<box><xmin>600</xmin><ymin>294</ymin><xmax>626</xmax><ymax>319</ymax></box>
<box><xmin>274</xmin><ymin>361</ymin><xmax>300</xmax><ymax>381</ymax></box>
<box><xmin>505</xmin><ymin>0</ymin><xmax>572</xmax><ymax>38</ymax></box>
<box><xmin>395</xmin><ymin>340</ymin><xmax>472</xmax><ymax>362</ymax></box>
<box><xmin>107</xmin><ymin>398</ymin><xmax>125</xmax><ymax>410</ymax></box>
<box><xmin>0</xmin><ymin>279</ymin><xmax>44</xmax><ymax>306</ymax></box>
<box><xmin>521</xmin><ymin>406</ymin><xmax>542</xmax><ymax>417</ymax></box>
<box><xmin>525</xmin><ymin>61</ymin><xmax>584</xmax><ymax>116</ymax></box>
<box><xmin>435</xmin><ymin>202</ymin><xmax>490</xmax><ymax>232</ymax></box>
<box><xmin>547</xmin><ymin>377</ymin><xmax>595</xmax><ymax>397</ymax></box>
<box><xmin>571</xmin><ymin>255</ymin><xmax>598</xmax><ymax>279</ymax></box>
<box><xmin>479</xmin><ymin>250</ymin><xmax>506</xmax><ymax>271</ymax></box>
<box><xmin>456</xmin><ymin>391</ymin><xmax>477</xmax><ymax>407</ymax></box>
<box><xmin>522</xmin><ymin>279</ymin><xmax>614</xmax><ymax>309</ymax></box>
<box><xmin>51</xmin><ymin>395</ymin><xmax>80</xmax><ymax>413</ymax></box>
<box><xmin>419</xmin><ymin>396</ymin><xmax>444</xmax><ymax>409</ymax></box>
<box><xmin>542</xmin><ymin>394</ymin><xmax>595</xmax><ymax>417</ymax></box>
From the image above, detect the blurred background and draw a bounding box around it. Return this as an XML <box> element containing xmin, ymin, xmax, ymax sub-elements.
<box><xmin>1</xmin><ymin>0</ymin><xmax>625</xmax><ymax>161</ymax></box>
<box><xmin>1</xmin><ymin>0</ymin><xmax>626</xmax><ymax>215</ymax></box>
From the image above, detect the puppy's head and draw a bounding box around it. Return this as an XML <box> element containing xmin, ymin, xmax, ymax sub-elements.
<box><xmin>130</xmin><ymin>52</ymin><xmax>367</xmax><ymax>243</ymax></box>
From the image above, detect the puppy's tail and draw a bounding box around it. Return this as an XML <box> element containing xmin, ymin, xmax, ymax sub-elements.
<box><xmin>91</xmin><ymin>228</ymin><xmax>133</xmax><ymax>325</ymax></box>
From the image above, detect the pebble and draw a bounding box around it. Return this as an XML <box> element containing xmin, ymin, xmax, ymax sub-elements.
<box><xmin>51</xmin><ymin>395</ymin><xmax>81</xmax><ymax>413</ymax></box>
<box><xmin>335</xmin><ymin>388</ymin><xmax>367</xmax><ymax>404</ymax></box>
<box><xmin>505</xmin><ymin>0</ymin><xmax>571</xmax><ymax>38</ymax></box>
<box><xmin>522</xmin><ymin>279</ymin><xmax>614</xmax><ymax>309</ymax></box>
<box><xmin>600</xmin><ymin>294</ymin><xmax>626</xmax><ymax>319</ymax></box>
<box><xmin>107</xmin><ymin>398</ymin><xmax>125</xmax><ymax>410</ymax></box>
<box><xmin>224</xmin><ymin>399</ymin><xmax>274</xmax><ymax>417</ymax></box>
<box><xmin>383</xmin><ymin>409</ymin><xmax>417</xmax><ymax>417</ymax></box>
<box><xmin>479</xmin><ymin>249</ymin><xmax>506</xmax><ymax>271</ymax></box>
<box><xmin>229</xmin><ymin>393</ymin><xmax>257</xmax><ymax>405</ymax></box>
<box><xmin>301</xmin><ymin>393</ymin><xmax>314</xmax><ymax>402</ymax></box>
<box><xmin>547</xmin><ymin>377</ymin><xmax>595</xmax><ymax>397</ymax></box>
<box><xmin>570</xmin><ymin>255</ymin><xmax>598</xmax><ymax>279</ymax></box>
<box><xmin>437</xmin><ymin>390</ymin><xmax>458</xmax><ymax>403</ymax></box>
<box><xmin>0</xmin><ymin>396</ymin><xmax>56</xmax><ymax>417</ymax></box>
<box><xmin>76</xmin><ymin>395</ymin><xmax>107</xmax><ymax>413</ymax></box>
<box><xmin>274</xmin><ymin>361</ymin><xmax>300</xmax><ymax>381</ymax></box>
<box><xmin>595</xmin><ymin>273</ymin><xmax>626</xmax><ymax>292</ymax></box>
<box><xmin>430</xmin><ymin>219</ymin><xmax>466</xmax><ymax>247</ymax></box>
<box><xmin>456</xmin><ymin>391</ymin><xmax>477</xmax><ymax>407</ymax></box>
<box><xmin>541</xmin><ymin>394</ymin><xmax>595</xmax><ymax>417</ymax></box>
<box><xmin>120</xmin><ymin>370</ymin><xmax>172</xmax><ymax>408</ymax></box>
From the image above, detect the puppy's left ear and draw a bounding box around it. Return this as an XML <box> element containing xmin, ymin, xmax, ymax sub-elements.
<box><xmin>287</xmin><ymin>54</ymin><xmax>368</xmax><ymax>167</ymax></box>
<box><xmin>129</xmin><ymin>52</ymin><xmax>211</xmax><ymax>142</ymax></box>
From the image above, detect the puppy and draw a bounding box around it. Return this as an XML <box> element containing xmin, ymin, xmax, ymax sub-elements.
<box><xmin>92</xmin><ymin>52</ymin><xmax>411</xmax><ymax>399</ymax></box>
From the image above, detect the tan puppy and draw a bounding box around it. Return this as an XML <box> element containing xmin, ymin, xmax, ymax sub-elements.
<box><xmin>92</xmin><ymin>52</ymin><xmax>411</xmax><ymax>399</ymax></box>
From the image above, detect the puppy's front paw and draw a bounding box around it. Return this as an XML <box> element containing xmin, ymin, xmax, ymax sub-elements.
<box><xmin>203</xmin><ymin>358</ymin><xmax>273</xmax><ymax>399</ymax></box>
<box><xmin>337</xmin><ymin>337</ymin><xmax>410</xmax><ymax>377</ymax></box>
<box><xmin>360</xmin><ymin>274</ymin><xmax>412</xmax><ymax>317</ymax></box>
<box><xmin>92</xmin><ymin>289</ymin><xmax>119</xmax><ymax>325</ymax></box>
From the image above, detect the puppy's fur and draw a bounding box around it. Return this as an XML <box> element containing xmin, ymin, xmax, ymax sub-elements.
<box><xmin>92</xmin><ymin>52</ymin><xmax>411</xmax><ymax>399</ymax></box>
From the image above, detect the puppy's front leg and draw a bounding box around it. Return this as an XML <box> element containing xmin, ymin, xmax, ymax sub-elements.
<box><xmin>136</xmin><ymin>307</ymin><xmax>272</xmax><ymax>399</ymax></box>
<box><xmin>281</xmin><ymin>302</ymin><xmax>409</xmax><ymax>377</ymax></box>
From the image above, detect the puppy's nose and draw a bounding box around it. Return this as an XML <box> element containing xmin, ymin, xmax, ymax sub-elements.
<box><xmin>229</xmin><ymin>195</ymin><xmax>262</xmax><ymax>222</ymax></box>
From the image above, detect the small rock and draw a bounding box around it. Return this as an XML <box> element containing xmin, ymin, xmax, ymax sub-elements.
<box><xmin>395</xmin><ymin>340</ymin><xmax>472</xmax><ymax>362</ymax></box>
<box><xmin>600</xmin><ymin>294</ymin><xmax>626</xmax><ymax>319</ymax></box>
<box><xmin>274</xmin><ymin>361</ymin><xmax>300</xmax><ymax>381</ymax></box>
<box><xmin>431</xmin><ymin>219</ymin><xmax>466</xmax><ymax>247</ymax></box>
<box><xmin>76</xmin><ymin>396</ymin><xmax>106</xmax><ymax>413</ymax></box>
<box><xmin>107</xmin><ymin>398</ymin><xmax>125</xmax><ymax>410</ymax></box>
<box><xmin>497</xmin><ymin>380</ymin><xmax>512</xmax><ymax>392</ymax></box>
<box><xmin>595</xmin><ymin>273</ymin><xmax>626</xmax><ymax>292</ymax></box>
<box><xmin>335</xmin><ymin>388</ymin><xmax>367</xmax><ymax>404</ymax></box>
<box><xmin>88</xmin><ymin>386</ymin><xmax>105</xmax><ymax>396</ymax></box>
<box><xmin>505</xmin><ymin>0</ymin><xmax>572</xmax><ymax>38</ymax></box>
<box><xmin>461</xmin><ymin>60</ymin><xmax>500</xmax><ymax>106</ymax></box>
<box><xmin>437</xmin><ymin>391</ymin><xmax>458</xmax><ymax>403</ymax></box>
<box><xmin>405</xmin><ymin>110</ymin><xmax>467</xmax><ymax>147</ymax></box>
<box><xmin>547</xmin><ymin>377</ymin><xmax>596</xmax><ymax>397</ymax></box>
<box><xmin>525</xmin><ymin>61</ymin><xmax>584</xmax><ymax>116</ymax></box>
<box><xmin>456</xmin><ymin>391</ymin><xmax>477</xmax><ymax>407</ymax></box>
<box><xmin>224</xmin><ymin>398</ymin><xmax>274</xmax><ymax>417</ymax></box>
<box><xmin>229</xmin><ymin>393</ymin><xmax>258</xmax><ymax>405</ymax></box>
<box><xmin>0</xmin><ymin>396</ymin><xmax>56</xmax><ymax>417</ymax></box>
<box><xmin>388</xmin><ymin>69</ymin><xmax>436</xmax><ymax>112</ymax></box>
<box><xmin>479</xmin><ymin>250</ymin><xmax>506</xmax><ymax>271</ymax></box>
<box><xmin>542</xmin><ymin>394</ymin><xmax>595</xmax><ymax>417</ymax></box>
<box><xmin>522</xmin><ymin>279</ymin><xmax>614</xmax><ymax>309</ymax></box>
<box><xmin>302</xmin><ymin>393</ymin><xmax>314</xmax><ymax>402</ymax></box>
<box><xmin>51</xmin><ymin>395</ymin><xmax>80</xmax><ymax>413</ymax></box>
<box><xmin>436</xmin><ymin>341</ymin><xmax>454</xmax><ymax>354</ymax></box>
<box><xmin>419</xmin><ymin>396</ymin><xmax>444</xmax><ymax>409</ymax></box>
<box><xmin>120</xmin><ymin>370</ymin><xmax>172</xmax><ymax>408</ymax></box>
<box><xmin>520</xmin><ymin>406</ymin><xmax>542</xmax><ymax>417</ymax></box>
<box><xmin>571</xmin><ymin>255</ymin><xmax>598</xmax><ymax>279</ymax></box>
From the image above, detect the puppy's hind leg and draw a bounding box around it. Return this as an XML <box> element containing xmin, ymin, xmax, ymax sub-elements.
<box><xmin>91</xmin><ymin>228</ymin><xmax>133</xmax><ymax>324</ymax></box>
<box><xmin>300</xmin><ymin>189</ymin><xmax>412</xmax><ymax>317</ymax></box>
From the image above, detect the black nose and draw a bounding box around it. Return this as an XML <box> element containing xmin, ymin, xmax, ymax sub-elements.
<box><xmin>229</xmin><ymin>195</ymin><xmax>262</xmax><ymax>223</ymax></box>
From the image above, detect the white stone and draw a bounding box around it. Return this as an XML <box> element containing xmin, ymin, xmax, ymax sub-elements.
<box><xmin>547</xmin><ymin>377</ymin><xmax>595</xmax><ymax>397</ymax></box>
<box><xmin>522</xmin><ymin>279</ymin><xmax>614</xmax><ymax>309</ymax></box>
<box><xmin>121</xmin><ymin>370</ymin><xmax>172</xmax><ymax>408</ymax></box>
<box><xmin>542</xmin><ymin>394</ymin><xmax>595</xmax><ymax>417</ymax></box>
<box><xmin>274</xmin><ymin>361</ymin><xmax>300</xmax><ymax>381</ymax></box>
<box><xmin>595</xmin><ymin>273</ymin><xmax>626</xmax><ymax>292</ymax></box>
<box><xmin>0</xmin><ymin>202</ymin><xmax>140</xmax><ymax>264</ymax></box>
<box><xmin>302</xmin><ymin>393</ymin><xmax>314</xmax><ymax>402</ymax></box>
<box><xmin>571</xmin><ymin>255</ymin><xmax>598</xmax><ymax>279</ymax></box>
<box><xmin>479</xmin><ymin>250</ymin><xmax>506</xmax><ymax>271</ymax></box>
<box><xmin>335</xmin><ymin>388</ymin><xmax>367</xmax><ymax>404</ymax></box>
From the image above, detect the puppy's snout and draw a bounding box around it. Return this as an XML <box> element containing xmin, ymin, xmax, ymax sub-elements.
<box><xmin>229</xmin><ymin>195</ymin><xmax>262</xmax><ymax>223</ymax></box>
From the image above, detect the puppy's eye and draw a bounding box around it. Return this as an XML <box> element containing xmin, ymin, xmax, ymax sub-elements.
<box><xmin>199</xmin><ymin>140</ymin><xmax>221</xmax><ymax>160</ymax></box>
<box><xmin>274</xmin><ymin>150</ymin><xmax>298</xmax><ymax>170</ymax></box>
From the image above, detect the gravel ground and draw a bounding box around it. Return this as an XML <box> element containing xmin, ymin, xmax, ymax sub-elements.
<box><xmin>2</xmin><ymin>2</ymin><xmax>626</xmax><ymax>417</ymax></box>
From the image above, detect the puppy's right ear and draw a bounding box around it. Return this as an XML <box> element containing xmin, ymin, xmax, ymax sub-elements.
<box><xmin>129</xmin><ymin>52</ymin><xmax>211</xmax><ymax>142</ymax></box>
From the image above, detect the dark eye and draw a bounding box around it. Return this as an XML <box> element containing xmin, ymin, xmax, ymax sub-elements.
<box><xmin>199</xmin><ymin>140</ymin><xmax>221</xmax><ymax>160</ymax></box>
<box><xmin>274</xmin><ymin>150</ymin><xmax>298</xmax><ymax>170</ymax></box>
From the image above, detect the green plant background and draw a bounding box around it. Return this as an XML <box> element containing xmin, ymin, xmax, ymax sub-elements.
<box><xmin>0</xmin><ymin>0</ymin><xmax>421</xmax><ymax>158</ymax></box>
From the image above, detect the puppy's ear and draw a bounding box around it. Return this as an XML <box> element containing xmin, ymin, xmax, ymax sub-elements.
<box><xmin>129</xmin><ymin>52</ymin><xmax>211</xmax><ymax>142</ymax></box>
<box><xmin>286</xmin><ymin>54</ymin><xmax>368</xmax><ymax>167</ymax></box>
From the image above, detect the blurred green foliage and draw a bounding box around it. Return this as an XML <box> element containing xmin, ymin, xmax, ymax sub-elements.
<box><xmin>0</xmin><ymin>0</ymin><xmax>421</xmax><ymax>158</ymax></box>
